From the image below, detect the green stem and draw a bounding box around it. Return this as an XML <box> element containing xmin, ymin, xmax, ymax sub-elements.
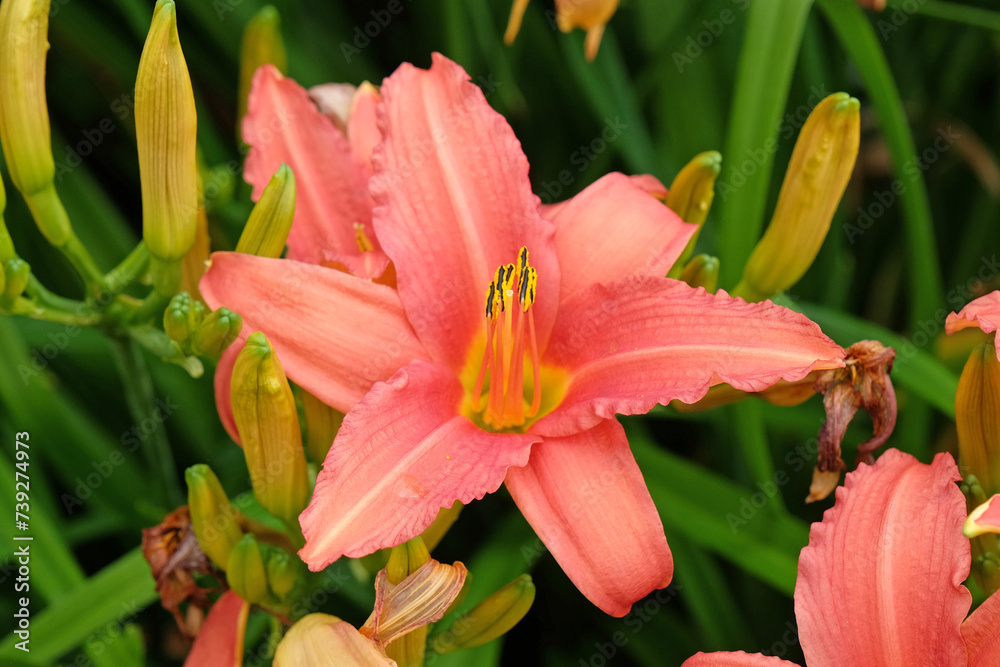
<box><xmin>8</xmin><ymin>296</ymin><xmax>101</xmax><ymax>325</ymax></box>
<box><xmin>24</xmin><ymin>275</ymin><xmax>88</xmax><ymax>313</ymax></box>
<box><xmin>105</xmin><ymin>242</ymin><xmax>151</xmax><ymax>292</ymax></box>
<box><xmin>108</xmin><ymin>337</ymin><xmax>183</xmax><ymax>507</ymax></box>
<box><xmin>732</xmin><ymin>400</ymin><xmax>785</xmax><ymax>511</ymax></box>
<box><xmin>62</xmin><ymin>233</ymin><xmax>107</xmax><ymax>294</ymax></box>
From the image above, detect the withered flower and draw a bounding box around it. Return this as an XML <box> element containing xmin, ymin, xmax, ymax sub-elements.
<box><xmin>808</xmin><ymin>340</ymin><xmax>897</xmax><ymax>502</ymax></box>
<box><xmin>141</xmin><ymin>506</ymin><xmax>223</xmax><ymax>637</ymax></box>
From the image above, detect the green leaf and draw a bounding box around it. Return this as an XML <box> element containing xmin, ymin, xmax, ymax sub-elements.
<box><xmin>717</xmin><ymin>0</ymin><xmax>814</xmax><ymax>287</ymax></box>
<box><xmin>0</xmin><ymin>549</ymin><xmax>154</xmax><ymax>666</ymax></box>
<box><xmin>817</xmin><ymin>0</ymin><xmax>944</xmax><ymax>327</ymax></box>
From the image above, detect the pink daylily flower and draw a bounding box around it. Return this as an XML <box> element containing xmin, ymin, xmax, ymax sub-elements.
<box><xmin>683</xmin><ymin>449</ymin><xmax>1000</xmax><ymax>667</ymax></box>
<box><xmin>201</xmin><ymin>53</ymin><xmax>845</xmax><ymax>616</ymax></box>
<box><xmin>947</xmin><ymin>290</ymin><xmax>1000</xmax><ymax>348</ymax></box>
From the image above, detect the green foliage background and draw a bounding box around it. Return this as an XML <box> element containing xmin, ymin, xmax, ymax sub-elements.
<box><xmin>2</xmin><ymin>0</ymin><xmax>1000</xmax><ymax>665</ymax></box>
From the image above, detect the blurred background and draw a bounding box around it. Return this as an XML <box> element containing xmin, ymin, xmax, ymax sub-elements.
<box><xmin>2</xmin><ymin>0</ymin><xmax>1000</xmax><ymax>665</ymax></box>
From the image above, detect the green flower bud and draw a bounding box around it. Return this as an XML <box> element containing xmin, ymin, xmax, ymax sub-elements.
<box><xmin>666</xmin><ymin>151</ymin><xmax>721</xmax><ymax>278</ymax></box>
<box><xmin>298</xmin><ymin>387</ymin><xmax>343</xmax><ymax>464</ymax></box>
<box><xmin>3</xmin><ymin>258</ymin><xmax>30</xmax><ymax>302</ymax></box>
<box><xmin>226</xmin><ymin>533</ymin><xmax>269</xmax><ymax>605</ymax></box>
<box><xmin>387</xmin><ymin>537</ymin><xmax>430</xmax><ymax>586</ymax></box>
<box><xmin>231</xmin><ymin>332</ymin><xmax>310</xmax><ymax>524</ymax></box>
<box><xmin>185</xmin><ymin>464</ymin><xmax>243</xmax><ymax>569</ymax></box>
<box><xmin>163</xmin><ymin>292</ymin><xmax>202</xmax><ymax>343</ymax></box>
<box><xmin>266</xmin><ymin>548</ymin><xmax>300</xmax><ymax>601</ymax></box>
<box><xmin>430</xmin><ymin>574</ymin><xmax>535</xmax><ymax>653</ymax></box>
<box><xmin>679</xmin><ymin>254</ymin><xmax>719</xmax><ymax>293</ymax></box>
<box><xmin>190</xmin><ymin>307</ymin><xmax>242</xmax><ymax>356</ymax></box>
<box><xmin>236</xmin><ymin>164</ymin><xmax>296</xmax><ymax>259</ymax></box>
<box><xmin>137</xmin><ymin>0</ymin><xmax>198</xmax><ymax>291</ymax></box>
<box><xmin>238</xmin><ymin>5</ymin><xmax>287</xmax><ymax>142</ymax></box>
<box><xmin>734</xmin><ymin>94</ymin><xmax>860</xmax><ymax>302</ymax></box>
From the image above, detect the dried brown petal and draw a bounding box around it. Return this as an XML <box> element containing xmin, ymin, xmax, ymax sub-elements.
<box><xmin>141</xmin><ymin>506</ymin><xmax>222</xmax><ymax>637</ymax></box>
<box><xmin>807</xmin><ymin>340</ymin><xmax>897</xmax><ymax>502</ymax></box>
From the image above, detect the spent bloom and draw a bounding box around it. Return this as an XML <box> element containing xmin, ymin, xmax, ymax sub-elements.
<box><xmin>202</xmin><ymin>53</ymin><xmax>845</xmax><ymax>616</ymax></box>
<box><xmin>684</xmin><ymin>449</ymin><xmax>1000</xmax><ymax>667</ymax></box>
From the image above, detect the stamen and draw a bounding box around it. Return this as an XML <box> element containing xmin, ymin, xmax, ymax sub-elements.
<box><xmin>353</xmin><ymin>222</ymin><xmax>375</xmax><ymax>252</ymax></box>
<box><xmin>475</xmin><ymin>247</ymin><xmax>542</xmax><ymax>430</ymax></box>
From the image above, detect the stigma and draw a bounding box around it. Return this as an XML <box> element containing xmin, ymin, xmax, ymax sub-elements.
<box><xmin>472</xmin><ymin>247</ymin><xmax>541</xmax><ymax>430</ymax></box>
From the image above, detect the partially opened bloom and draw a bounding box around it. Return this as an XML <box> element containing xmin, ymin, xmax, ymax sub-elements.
<box><xmin>183</xmin><ymin>591</ymin><xmax>250</xmax><ymax>667</ymax></box>
<box><xmin>202</xmin><ymin>53</ymin><xmax>845</xmax><ymax>616</ymax></box>
<box><xmin>683</xmin><ymin>449</ymin><xmax>1000</xmax><ymax>667</ymax></box>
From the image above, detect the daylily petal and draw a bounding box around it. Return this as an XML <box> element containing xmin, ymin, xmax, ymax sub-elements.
<box><xmin>200</xmin><ymin>252</ymin><xmax>427</xmax><ymax>414</ymax></box>
<box><xmin>348</xmin><ymin>82</ymin><xmax>382</xmax><ymax>168</ymax></box>
<box><xmin>795</xmin><ymin>450</ymin><xmax>970</xmax><ymax>667</ymax></box>
<box><xmin>371</xmin><ymin>53</ymin><xmax>559</xmax><ymax>371</ymax></box>
<box><xmin>183</xmin><ymin>591</ymin><xmax>249</xmax><ymax>667</ymax></box>
<box><xmin>962</xmin><ymin>588</ymin><xmax>1000</xmax><ymax>667</ymax></box>
<box><xmin>946</xmin><ymin>291</ymin><xmax>1000</xmax><ymax>337</ymax></box>
<box><xmin>243</xmin><ymin>65</ymin><xmax>386</xmax><ymax>276</ymax></box>
<box><xmin>535</xmin><ymin>277</ymin><xmax>844</xmax><ymax>437</ymax></box>
<box><xmin>299</xmin><ymin>360</ymin><xmax>537</xmax><ymax>569</ymax></box>
<box><xmin>681</xmin><ymin>652</ymin><xmax>800</xmax><ymax>667</ymax></box>
<box><xmin>540</xmin><ymin>173</ymin><xmax>668</xmax><ymax>220</ymax></box>
<box><xmin>964</xmin><ymin>494</ymin><xmax>1000</xmax><ymax>538</ymax></box>
<box><xmin>551</xmin><ymin>172</ymin><xmax>695</xmax><ymax>302</ymax></box>
<box><xmin>361</xmin><ymin>559</ymin><xmax>468</xmax><ymax>646</ymax></box>
<box><xmin>505</xmin><ymin>419</ymin><xmax>672</xmax><ymax>616</ymax></box>
<box><xmin>274</xmin><ymin>614</ymin><xmax>395</xmax><ymax>667</ymax></box>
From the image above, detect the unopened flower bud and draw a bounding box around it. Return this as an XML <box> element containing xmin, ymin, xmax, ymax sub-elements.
<box><xmin>227</xmin><ymin>533</ymin><xmax>269</xmax><ymax>605</ymax></box>
<box><xmin>236</xmin><ymin>164</ymin><xmax>296</xmax><ymax>259</ymax></box>
<box><xmin>2</xmin><ymin>258</ymin><xmax>30</xmax><ymax>303</ymax></box>
<box><xmin>238</xmin><ymin>5</ymin><xmax>287</xmax><ymax>142</ymax></box>
<box><xmin>298</xmin><ymin>387</ymin><xmax>344</xmax><ymax>464</ymax></box>
<box><xmin>266</xmin><ymin>549</ymin><xmax>300</xmax><ymax>601</ymax></box>
<box><xmin>186</xmin><ymin>464</ymin><xmax>243</xmax><ymax>569</ymax></box>
<box><xmin>163</xmin><ymin>291</ymin><xmax>202</xmax><ymax>344</ymax></box>
<box><xmin>430</xmin><ymin>574</ymin><xmax>535</xmax><ymax>653</ymax></box>
<box><xmin>190</xmin><ymin>307</ymin><xmax>242</xmax><ymax>356</ymax></box>
<box><xmin>137</xmin><ymin>0</ymin><xmax>198</xmax><ymax>292</ymax></box>
<box><xmin>679</xmin><ymin>254</ymin><xmax>719</xmax><ymax>293</ymax></box>
<box><xmin>956</xmin><ymin>342</ymin><xmax>1000</xmax><ymax>495</ymax></box>
<box><xmin>0</xmin><ymin>0</ymin><xmax>73</xmax><ymax>246</ymax></box>
<box><xmin>231</xmin><ymin>332</ymin><xmax>310</xmax><ymax>524</ymax></box>
<box><xmin>666</xmin><ymin>151</ymin><xmax>722</xmax><ymax>277</ymax></box>
<box><xmin>735</xmin><ymin>93</ymin><xmax>860</xmax><ymax>302</ymax></box>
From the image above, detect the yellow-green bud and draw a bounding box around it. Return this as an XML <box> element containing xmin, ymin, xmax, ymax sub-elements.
<box><xmin>298</xmin><ymin>387</ymin><xmax>344</xmax><ymax>465</ymax></box>
<box><xmin>231</xmin><ymin>332</ymin><xmax>310</xmax><ymax>524</ymax></box>
<box><xmin>163</xmin><ymin>291</ymin><xmax>202</xmax><ymax>344</ymax></box>
<box><xmin>190</xmin><ymin>307</ymin><xmax>242</xmax><ymax>356</ymax></box>
<box><xmin>679</xmin><ymin>254</ymin><xmax>719</xmax><ymax>293</ymax></box>
<box><xmin>137</xmin><ymin>0</ymin><xmax>198</xmax><ymax>284</ymax></box>
<box><xmin>266</xmin><ymin>549</ymin><xmax>300</xmax><ymax>600</ymax></box>
<box><xmin>430</xmin><ymin>574</ymin><xmax>535</xmax><ymax>653</ymax></box>
<box><xmin>387</xmin><ymin>537</ymin><xmax>430</xmax><ymax>586</ymax></box>
<box><xmin>957</xmin><ymin>343</ymin><xmax>1000</xmax><ymax>495</ymax></box>
<box><xmin>186</xmin><ymin>464</ymin><xmax>243</xmax><ymax>569</ymax></box>
<box><xmin>666</xmin><ymin>151</ymin><xmax>721</xmax><ymax>278</ymax></box>
<box><xmin>0</xmin><ymin>169</ymin><xmax>15</xmax><ymax>263</ymax></box>
<box><xmin>227</xmin><ymin>533</ymin><xmax>269</xmax><ymax>605</ymax></box>
<box><xmin>734</xmin><ymin>93</ymin><xmax>860</xmax><ymax>302</ymax></box>
<box><xmin>236</xmin><ymin>164</ymin><xmax>296</xmax><ymax>259</ymax></box>
<box><xmin>238</xmin><ymin>5</ymin><xmax>287</xmax><ymax>142</ymax></box>
<box><xmin>3</xmin><ymin>258</ymin><xmax>29</xmax><ymax>303</ymax></box>
<box><xmin>0</xmin><ymin>0</ymin><xmax>72</xmax><ymax>246</ymax></box>
<box><xmin>420</xmin><ymin>501</ymin><xmax>463</xmax><ymax>553</ymax></box>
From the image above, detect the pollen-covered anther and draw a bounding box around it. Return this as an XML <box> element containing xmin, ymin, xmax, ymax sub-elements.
<box><xmin>472</xmin><ymin>247</ymin><xmax>541</xmax><ymax>430</ymax></box>
<box><xmin>353</xmin><ymin>222</ymin><xmax>374</xmax><ymax>252</ymax></box>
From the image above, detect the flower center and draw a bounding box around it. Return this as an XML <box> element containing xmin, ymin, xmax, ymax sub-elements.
<box><xmin>354</xmin><ymin>222</ymin><xmax>375</xmax><ymax>252</ymax></box>
<box><xmin>470</xmin><ymin>246</ymin><xmax>541</xmax><ymax>430</ymax></box>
